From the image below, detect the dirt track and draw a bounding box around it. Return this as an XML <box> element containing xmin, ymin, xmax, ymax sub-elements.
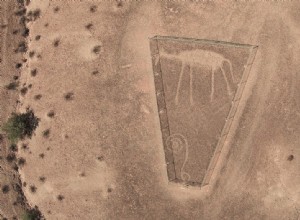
<box><xmin>1</xmin><ymin>1</ymin><xmax>300</xmax><ymax>219</ymax></box>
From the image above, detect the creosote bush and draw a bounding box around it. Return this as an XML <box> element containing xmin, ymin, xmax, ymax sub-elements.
<box><xmin>2</xmin><ymin>109</ymin><xmax>40</xmax><ymax>143</ymax></box>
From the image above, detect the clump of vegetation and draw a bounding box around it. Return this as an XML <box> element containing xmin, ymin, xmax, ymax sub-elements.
<box><xmin>47</xmin><ymin>110</ymin><xmax>55</xmax><ymax>118</ymax></box>
<box><xmin>85</xmin><ymin>23</ymin><xmax>93</xmax><ymax>30</ymax></box>
<box><xmin>13</xmin><ymin>29</ymin><xmax>19</xmax><ymax>35</ymax></box>
<box><xmin>57</xmin><ymin>194</ymin><xmax>64</xmax><ymax>201</ymax></box>
<box><xmin>15</xmin><ymin>8</ymin><xmax>26</xmax><ymax>16</ymax></box>
<box><xmin>53</xmin><ymin>6</ymin><xmax>60</xmax><ymax>13</ymax></box>
<box><xmin>6</xmin><ymin>153</ymin><xmax>16</xmax><ymax>162</ymax></box>
<box><xmin>42</xmin><ymin>129</ymin><xmax>50</xmax><ymax>138</ymax></box>
<box><xmin>26</xmin><ymin>9</ymin><xmax>41</xmax><ymax>22</ymax></box>
<box><xmin>90</xmin><ymin>5</ymin><xmax>97</xmax><ymax>12</ymax></box>
<box><xmin>18</xmin><ymin>157</ymin><xmax>26</xmax><ymax>167</ymax></box>
<box><xmin>107</xmin><ymin>187</ymin><xmax>112</xmax><ymax>193</ymax></box>
<box><xmin>29</xmin><ymin>51</ymin><xmax>35</xmax><ymax>58</ymax></box>
<box><xmin>39</xmin><ymin>153</ymin><xmax>45</xmax><ymax>158</ymax></box>
<box><xmin>10</xmin><ymin>144</ymin><xmax>18</xmax><ymax>152</ymax></box>
<box><xmin>22</xmin><ymin>28</ymin><xmax>30</xmax><ymax>37</ymax></box>
<box><xmin>92</xmin><ymin>45</ymin><xmax>101</xmax><ymax>54</ymax></box>
<box><xmin>92</xmin><ymin>70</ymin><xmax>99</xmax><ymax>75</ymax></box>
<box><xmin>16</xmin><ymin>63</ymin><xmax>23</xmax><ymax>69</ymax></box>
<box><xmin>5</xmin><ymin>82</ymin><xmax>19</xmax><ymax>90</ymax></box>
<box><xmin>15</xmin><ymin>41</ymin><xmax>27</xmax><ymax>53</ymax></box>
<box><xmin>2</xmin><ymin>109</ymin><xmax>40</xmax><ymax>143</ymax></box>
<box><xmin>97</xmin><ymin>156</ymin><xmax>104</xmax><ymax>161</ymax></box>
<box><xmin>20</xmin><ymin>87</ymin><xmax>28</xmax><ymax>96</ymax></box>
<box><xmin>64</xmin><ymin>92</ymin><xmax>74</xmax><ymax>101</ymax></box>
<box><xmin>29</xmin><ymin>185</ymin><xmax>37</xmax><ymax>193</ymax></box>
<box><xmin>34</xmin><ymin>94</ymin><xmax>42</xmax><ymax>100</ymax></box>
<box><xmin>35</xmin><ymin>35</ymin><xmax>41</xmax><ymax>41</ymax></box>
<box><xmin>53</xmin><ymin>39</ymin><xmax>60</xmax><ymax>47</ymax></box>
<box><xmin>287</xmin><ymin>155</ymin><xmax>294</xmax><ymax>161</ymax></box>
<box><xmin>39</xmin><ymin>176</ymin><xmax>46</xmax><ymax>182</ymax></box>
<box><xmin>2</xmin><ymin>184</ymin><xmax>10</xmax><ymax>194</ymax></box>
<box><xmin>31</xmin><ymin>68</ymin><xmax>37</xmax><ymax>77</ymax></box>
<box><xmin>22</xmin><ymin>206</ymin><xmax>44</xmax><ymax>220</ymax></box>
<box><xmin>13</xmin><ymin>75</ymin><xmax>19</xmax><ymax>80</ymax></box>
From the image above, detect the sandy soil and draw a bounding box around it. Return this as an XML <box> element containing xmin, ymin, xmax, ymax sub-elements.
<box><xmin>1</xmin><ymin>0</ymin><xmax>300</xmax><ymax>219</ymax></box>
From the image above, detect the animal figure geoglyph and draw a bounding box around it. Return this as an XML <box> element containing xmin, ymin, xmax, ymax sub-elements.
<box><xmin>159</xmin><ymin>48</ymin><xmax>235</xmax><ymax>105</ymax></box>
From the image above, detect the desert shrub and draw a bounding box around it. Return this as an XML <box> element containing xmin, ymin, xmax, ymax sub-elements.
<box><xmin>15</xmin><ymin>8</ymin><xmax>26</xmax><ymax>16</ymax></box>
<box><xmin>47</xmin><ymin>110</ymin><xmax>55</xmax><ymax>118</ymax></box>
<box><xmin>39</xmin><ymin>176</ymin><xmax>46</xmax><ymax>182</ymax></box>
<box><xmin>10</xmin><ymin>144</ymin><xmax>18</xmax><ymax>152</ymax></box>
<box><xmin>64</xmin><ymin>92</ymin><xmax>74</xmax><ymax>101</ymax></box>
<box><xmin>13</xmin><ymin>29</ymin><xmax>19</xmax><ymax>34</ymax></box>
<box><xmin>29</xmin><ymin>185</ymin><xmax>37</xmax><ymax>193</ymax></box>
<box><xmin>16</xmin><ymin>63</ymin><xmax>22</xmax><ymax>69</ymax></box>
<box><xmin>5</xmin><ymin>82</ymin><xmax>19</xmax><ymax>90</ymax></box>
<box><xmin>6</xmin><ymin>153</ymin><xmax>16</xmax><ymax>162</ymax></box>
<box><xmin>90</xmin><ymin>5</ymin><xmax>97</xmax><ymax>12</ymax></box>
<box><xmin>85</xmin><ymin>23</ymin><xmax>93</xmax><ymax>30</ymax></box>
<box><xmin>53</xmin><ymin>6</ymin><xmax>60</xmax><ymax>12</ymax></box>
<box><xmin>34</xmin><ymin>94</ymin><xmax>42</xmax><ymax>100</ymax></box>
<box><xmin>92</xmin><ymin>70</ymin><xmax>99</xmax><ymax>75</ymax></box>
<box><xmin>57</xmin><ymin>194</ymin><xmax>64</xmax><ymax>201</ymax></box>
<box><xmin>2</xmin><ymin>185</ymin><xmax>10</xmax><ymax>193</ymax></box>
<box><xmin>20</xmin><ymin>87</ymin><xmax>28</xmax><ymax>96</ymax></box>
<box><xmin>22</xmin><ymin>206</ymin><xmax>43</xmax><ymax>220</ymax></box>
<box><xmin>15</xmin><ymin>41</ymin><xmax>27</xmax><ymax>53</ymax></box>
<box><xmin>39</xmin><ymin>153</ymin><xmax>45</xmax><ymax>158</ymax></box>
<box><xmin>13</xmin><ymin>75</ymin><xmax>19</xmax><ymax>80</ymax></box>
<box><xmin>92</xmin><ymin>45</ymin><xmax>101</xmax><ymax>54</ymax></box>
<box><xmin>22</xmin><ymin>28</ymin><xmax>29</xmax><ymax>37</ymax></box>
<box><xmin>31</xmin><ymin>69</ymin><xmax>37</xmax><ymax>76</ymax></box>
<box><xmin>53</xmin><ymin>39</ymin><xmax>60</xmax><ymax>47</ymax></box>
<box><xmin>29</xmin><ymin>51</ymin><xmax>35</xmax><ymax>58</ymax></box>
<box><xmin>287</xmin><ymin>155</ymin><xmax>294</xmax><ymax>161</ymax></box>
<box><xmin>2</xmin><ymin>109</ymin><xmax>40</xmax><ymax>143</ymax></box>
<box><xmin>18</xmin><ymin>157</ymin><xmax>26</xmax><ymax>166</ymax></box>
<box><xmin>42</xmin><ymin>129</ymin><xmax>50</xmax><ymax>138</ymax></box>
<box><xmin>35</xmin><ymin>35</ymin><xmax>41</xmax><ymax>41</ymax></box>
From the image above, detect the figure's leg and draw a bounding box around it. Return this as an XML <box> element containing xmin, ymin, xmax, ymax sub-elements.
<box><xmin>220</xmin><ymin>66</ymin><xmax>233</xmax><ymax>98</ymax></box>
<box><xmin>210</xmin><ymin>67</ymin><xmax>215</xmax><ymax>102</ymax></box>
<box><xmin>224</xmin><ymin>59</ymin><xmax>235</xmax><ymax>83</ymax></box>
<box><xmin>175</xmin><ymin>62</ymin><xmax>185</xmax><ymax>105</ymax></box>
<box><xmin>189</xmin><ymin>66</ymin><xmax>194</xmax><ymax>105</ymax></box>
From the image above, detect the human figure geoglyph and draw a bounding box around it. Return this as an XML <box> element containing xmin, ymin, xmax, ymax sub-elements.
<box><xmin>159</xmin><ymin>48</ymin><xmax>235</xmax><ymax>105</ymax></box>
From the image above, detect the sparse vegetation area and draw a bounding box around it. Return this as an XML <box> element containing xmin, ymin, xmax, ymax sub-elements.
<box><xmin>2</xmin><ymin>109</ymin><xmax>40</xmax><ymax>143</ymax></box>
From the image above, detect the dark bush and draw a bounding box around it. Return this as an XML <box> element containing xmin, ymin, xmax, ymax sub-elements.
<box><xmin>5</xmin><ymin>82</ymin><xmax>19</xmax><ymax>90</ymax></box>
<box><xmin>2</xmin><ymin>185</ymin><xmax>10</xmax><ymax>194</ymax></box>
<box><xmin>2</xmin><ymin>109</ymin><xmax>40</xmax><ymax>143</ymax></box>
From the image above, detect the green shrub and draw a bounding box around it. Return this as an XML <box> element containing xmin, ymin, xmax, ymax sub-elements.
<box><xmin>21</xmin><ymin>206</ymin><xmax>43</xmax><ymax>220</ymax></box>
<box><xmin>2</xmin><ymin>109</ymin><xmax>39</xmax><ymax>143</ymax></box>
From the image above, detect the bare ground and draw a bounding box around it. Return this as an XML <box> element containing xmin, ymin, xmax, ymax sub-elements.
<box><xmin>1</xmin><ymin>0</ymin><xmax>300</xmax><ymax>219</ymax></box>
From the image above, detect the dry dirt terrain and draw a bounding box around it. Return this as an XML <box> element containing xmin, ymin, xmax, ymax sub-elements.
<box><xmin>1</xmin><ymin>0</ymin><xmax>300</xmax><ymax>219</ymax></box>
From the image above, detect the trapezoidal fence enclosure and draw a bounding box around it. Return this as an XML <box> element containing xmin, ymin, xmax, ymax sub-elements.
<box><xmin>150</xmin><ymin>35</ymin><xmax>258</xmax><ymax>187</ymax></box>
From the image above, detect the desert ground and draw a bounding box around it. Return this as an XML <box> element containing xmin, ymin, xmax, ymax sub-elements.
<box><xmin>0</xmin><ymin>0</ymin><xmax>300</xmax><ymax>219</ymax></box>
